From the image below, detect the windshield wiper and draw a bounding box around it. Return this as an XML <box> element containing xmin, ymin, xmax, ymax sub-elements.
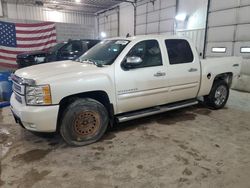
<box><xmin>79</xmin><ymin>59</ymin><xmax>103</xmax><ymax>67</ymax></box>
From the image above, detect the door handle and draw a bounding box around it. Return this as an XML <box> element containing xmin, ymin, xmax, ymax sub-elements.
<box><xmin>188</xmin><ymin>68</ymin><xmax>198</xmax><ymax>72</ymax></box>
<box><xmin>154</xmin><ymin>72</ymin><xmax>166</xmax><ymax>77</ymax></box>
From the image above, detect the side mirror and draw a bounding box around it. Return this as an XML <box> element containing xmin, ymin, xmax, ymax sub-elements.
<box><xmin>123</xmin><ymin>56</ymin><xmax>142</xmax><ymax>69</ymax></box>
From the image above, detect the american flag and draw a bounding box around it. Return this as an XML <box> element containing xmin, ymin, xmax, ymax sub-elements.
<box><xmin>0</xmin><ymin>21</ymin><xmax>57</xmax><ymax>69</ymax></box>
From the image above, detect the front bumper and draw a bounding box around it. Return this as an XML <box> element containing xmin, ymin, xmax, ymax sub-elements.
<box><xmin>10</xmin><ymin>94</ymin><xmax>59</xmax><ymax>132</ymax></box>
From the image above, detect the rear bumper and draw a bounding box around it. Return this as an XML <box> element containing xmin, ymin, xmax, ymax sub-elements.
<box><xmin>10</xmin><ymin>94</ymin><xmax>59</xmax><ymax>132</ymax></box>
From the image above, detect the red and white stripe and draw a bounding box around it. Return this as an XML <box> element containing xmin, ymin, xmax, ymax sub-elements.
<box><xmin>0</xmin><ymin>22</ymin><xmax>57</xmax><ymax>69</ymax></box>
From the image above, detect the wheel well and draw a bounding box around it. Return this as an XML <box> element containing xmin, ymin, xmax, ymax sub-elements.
<box><xmin>56</xmin><ymin>91</ymin><xmax>114</xmax><ymax>132</ymax></box>
<box><xmin>214</xmin><ymin>72</ymin><xmax>233</xmax><ymax>87</ymax></box>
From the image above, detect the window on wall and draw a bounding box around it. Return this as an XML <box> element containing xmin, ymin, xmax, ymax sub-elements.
<box><xmin>165</xmin><ymin>39</ymin><xmax>194</xmax><ymax>65</ymax></box>
<box><xmin>241</xmin><ymin>47</ymin><xmax>250</xmax><ymax>53</ymax></box>
<box><xmin>212</xmin><ymin>47</ymin><xmax>226</xmax><ymax>53</ymax></box>
<box><xmin>126</xmin><ymin>40</ymin><xmax>163</xmax><ymax>68</ymax></box>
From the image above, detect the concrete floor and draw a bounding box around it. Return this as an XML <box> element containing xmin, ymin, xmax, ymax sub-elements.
<box><xmin>1</xmin><ymin>90</ymin><xmax>250</xmax><ymax>188</ymax></box>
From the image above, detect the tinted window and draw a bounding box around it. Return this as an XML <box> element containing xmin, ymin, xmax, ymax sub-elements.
<box><xmin>61</xmin><ymin>41</ymin><xmax>82</xmax><ymax>53</ymax></box>
<box><xmin>126</xmin><ymin>40</ymin><xmax>162</xmax><ymax>68</ymax></box>
<box><xmin>48</xmin><ymin>43</ymin><xmax>65</xmax><ymax>53</ymax></box>
<box><xmin>82</xmin><ymin>40</ymin><xmax>100</xmax><ymax>52</ymax></box>
<box><xmin>88</xmin><ymin>40</ymin><xmax>100</xmax><ymax>48</ymax></box>
<box><xmin>165</xmin><ymin>39</ymin><xmax>194</xmax><ymax>65</ymax></box>
<box><xmin>82</xmin><ymin>41</ymin><xmax>89</xmax><ymax>52</ymax></box>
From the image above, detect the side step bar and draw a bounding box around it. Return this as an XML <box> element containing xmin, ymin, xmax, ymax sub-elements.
<box><xmin>116</xmin><ymin>99</ymin><xmax>198</xmax><ymax>123</ymax></box>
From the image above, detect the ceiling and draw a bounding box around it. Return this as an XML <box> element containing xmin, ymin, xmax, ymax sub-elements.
<box><xmin>4</xmin><ymin>0</ymin><xmax>131</xmax><ymax>14</ymax></box>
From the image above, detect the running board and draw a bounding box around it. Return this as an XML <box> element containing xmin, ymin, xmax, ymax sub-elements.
<box><xmin>116</xmin><ymin>99</ymin><xmax>198</xmax><ymax>123</ymax></box>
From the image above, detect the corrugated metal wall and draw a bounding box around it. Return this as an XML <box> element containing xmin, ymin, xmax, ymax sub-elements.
<box><xmin>119</xmin><ymin>2</ymin><xmax>134</xmax><ymax>37</ymax></box>
<box><xmin>0</xmin><ymin>0</ymin><xmax>3</xmax><ymax>17</ymax></box>
<box><xmin>6</xmin><ymin>3</ymin><xmax>94</xmax><ymax>25</ymax></box>
<box><xmin>135</xmin><ymin>0</ymin><xmax>176</xmax><ymax>35</ymax></box>
<box><xmin>205</xmin><ymin>0</ymin><xmax>250</xmax><ymax>92</ymax></box>
<box><xmin>98</xmin><ymin>8</ymin><xmax>119</xmax><ymax>38</ymax></box>
<box><xmin>97</xmin><ymin>0</ymin><xmax>176</xmax><ymax>37</ymax></box>
<box><xmin>1</xmin><ymin>3</ymin><xmax>96</xmax><ymax>42</ymax></box>
<box><xmin>205</xmin><ymin>0</ymin><xmax>250</xmax><ymax>58</ymax></box>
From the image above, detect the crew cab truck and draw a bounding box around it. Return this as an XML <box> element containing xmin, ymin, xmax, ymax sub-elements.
<box><xmin>10</xmin><ymin>35</ymin><xmax>241</xmax><ymax>146</ymax></box>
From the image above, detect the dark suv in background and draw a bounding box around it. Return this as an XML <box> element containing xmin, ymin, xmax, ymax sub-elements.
<box><xmin>16</xmin><ymin>39</ymin><xmax>100</xmax><ymax>68</ymax></box>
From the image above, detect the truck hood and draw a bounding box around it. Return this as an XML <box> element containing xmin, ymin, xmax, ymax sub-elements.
<box><xmin>15</xmin><ymin>60</ymin><xmax>102</xmax><ymax>84</ymax></box>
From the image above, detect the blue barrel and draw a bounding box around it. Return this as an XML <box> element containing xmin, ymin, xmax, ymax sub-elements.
<box><xmin>0</xmin><ymin>71</ymin><xmax>13</xmax><ymax>102</ymax></box>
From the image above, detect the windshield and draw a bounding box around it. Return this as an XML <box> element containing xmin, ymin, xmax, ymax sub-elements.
<box><xmin>48</xmin><ymin>43</ymin><xmax>65</xmax><ymax>53</ymax></box>
<box><xmin>78</xmin><ymin>40</ymin><xmax>130</xmax><ymax>66</ymax></box>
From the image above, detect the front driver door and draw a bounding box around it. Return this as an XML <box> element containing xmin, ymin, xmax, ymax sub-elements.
<box><xmin>115</xmin><ymin>39</ymin><xmax>170</xmax><ymax>114</ymax></box>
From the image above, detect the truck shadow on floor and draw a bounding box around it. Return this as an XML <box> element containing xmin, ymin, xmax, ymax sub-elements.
<box><xmin>107</xmin><ymin>104</ymin><xmax>212</xmax><ymax>134</ymax></box>
<box><xmin>18</xmin><ymin>104</ymin><xmax>213</xmax><ymax>147</ymax></box>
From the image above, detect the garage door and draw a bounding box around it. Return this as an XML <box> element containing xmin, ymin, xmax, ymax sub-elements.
<box><xmin>136</xmin><ymin>0</ymin><xmax>176</xmax><ymax>35</ymax></box>
<box><xmin>205</xmin><ymin>0</ymin><xmax>250</xmax><ymax>92</ymax></box>
<box><xmin>98</xmin><ymin>8</ymin><xmax>119</xmax><ymax>38</ymax></box>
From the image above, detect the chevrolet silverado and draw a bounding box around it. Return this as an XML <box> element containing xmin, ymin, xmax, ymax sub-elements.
<box><xmin>10</xmin><ymin>35</ymin><xmax>242</xmax><ymax>146</ymax></box>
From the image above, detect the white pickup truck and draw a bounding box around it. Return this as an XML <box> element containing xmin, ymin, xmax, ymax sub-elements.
<box><xmin>10</xmin><ymin>35</ymin><xmax>241</xmax><ymax>146</ymax></box>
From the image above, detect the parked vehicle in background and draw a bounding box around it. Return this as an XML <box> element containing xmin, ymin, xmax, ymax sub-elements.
<box><xmin>16</xmin><ymin>39</ymin><xmax>100</xmax><ymax>68</ymax></box>
<box><xmin>10</xmin><ymin>35</ymin><xmax>242</xmax><ymax>146</ymax></box>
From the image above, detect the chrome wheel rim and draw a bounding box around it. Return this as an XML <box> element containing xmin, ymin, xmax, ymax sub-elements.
<box><xmin>214</xmin><ymin>85</ymin><xmax>228</xmax><ymax>106</ymax></box>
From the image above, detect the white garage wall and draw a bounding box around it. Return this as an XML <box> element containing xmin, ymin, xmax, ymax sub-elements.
<box><xmin>205</xmin><ymin>0</ymin><xmax>250</xmax><ymax>92</ymax></box>
<box><xmin>97</xmin><ymin>0</ymin><xmax>176</xmax><ymax>38</ymax></box>
<box><xmin>97</xmin><ymin>8</ymin><xmax>119</xmax><ymax>38</ymax></box>
<box><xmin>176</xmin><ymin>0</ymin><xmax>208</xmax><ymax>56</ymax></box>
<box><xmin>55</xmin><ymin>22</ymin><xmax>95</xmax><ymax>42</ymax></box>
<box><xmin>136</xmin><ymin>0</ymin><xmax>176</xmax><ymax>35</ymax></box>
<box><xmin>205</xmin><ymin>0</ymin><xmax>250</xmax><ymax>58</ymax></box>
<box><xmin>119</xmin><ymin>2</ymin><xmax>134</xmax><ymax>37</ymax></box>
<box><xmin>0</xmin><ymin>0</ymin><xmax>3</xmax><ymax>17</ymax></box>
<box><xmin>6</xmin><ymin>3</ymin><xmax>94</xmax><ymax>25</ymax></box>
<box><xmin>0</xmin><ymin>17</ymin><xmax>96</xmax><ymax>42</ymax></box>
<box><xmin>97</xmin><ymin>2</ymin><xmax>135</xmax><ymax>38</ymax></box>
<box><xmin>177</xmin><ymin>0</ymin><xmax>207</xmax><ymax>30</ymax></box>
<box><xmin>0</xmin><ymin>2</ymin><xmax>96</xmax><ymax>42</ymax></box>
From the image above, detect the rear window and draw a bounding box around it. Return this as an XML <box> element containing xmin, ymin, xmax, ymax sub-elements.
<box><xmin>165</xmin><ymin>39</ymin><xmax>194</xmax><ymax>65</ymax></box>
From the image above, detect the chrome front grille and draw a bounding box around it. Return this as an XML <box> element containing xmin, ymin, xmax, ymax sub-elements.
<box><xmin>12</xmin><ymin>81</ymin><xmax>25</xmax><ymax>96</ymax></box>
<box><xmin>13</xmin><ymin>82</ymin><xmax>22</xmax><ymax>94</ymax></box>
<box><xmin>14</xmin><ymin>92</ymin><xmax>23</xmax><ymax>104</ymax></box>
<box><xmin>11</xmin><ymin>74</ymin><xmax>26</xmax><ymax>104</ymax></box>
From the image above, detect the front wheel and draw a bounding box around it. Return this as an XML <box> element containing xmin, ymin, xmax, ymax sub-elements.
<box><xmin>60</xmin><ymin>98</ymin><xmax>109</xmax><ymax>146</ymax></box>
<box><xmin>204</xmin><ymin>80</ymin><xmax>229</xmax><ymax>109</ymax></box>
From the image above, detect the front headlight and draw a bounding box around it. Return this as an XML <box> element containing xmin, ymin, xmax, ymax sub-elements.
<box><xmin>25</xmin><ymin>85</ymin><xmax>52</xmax><ymax>105</ymax></box>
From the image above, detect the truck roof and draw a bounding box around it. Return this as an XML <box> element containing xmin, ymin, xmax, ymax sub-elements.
<box><xmin>105</xmin><ymin>34</ymin><xmax>188</xmax><ymax>41</ymax></box>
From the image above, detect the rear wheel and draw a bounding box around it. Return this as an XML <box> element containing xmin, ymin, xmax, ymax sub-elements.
<box><xmin>204</xmin><ymin>80</ymin><xmax>229</xmax><ymax>109</ymax></box>
<box><xmin>60</xmin><ymin>98</ymin><xmax>109</xmax><ymax>146</ymax></box>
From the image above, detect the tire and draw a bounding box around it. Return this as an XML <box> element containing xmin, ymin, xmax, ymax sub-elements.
<box><xmin>204</xmin><ymin>80</ymin><xmax>229</xmax><ymax>109</ymax></box>
<box><xmin>60</xmin><ymin>98</ymin><xmax>109</xmax><ymax>146</ymax></box>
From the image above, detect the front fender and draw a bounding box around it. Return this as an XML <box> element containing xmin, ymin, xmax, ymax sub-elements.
<box><xmin>50</xmin><ymin>73</ymin><xmax>115</xmax><ymax>107</ymax></box>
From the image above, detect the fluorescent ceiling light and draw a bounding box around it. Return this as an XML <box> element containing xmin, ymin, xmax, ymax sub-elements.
<box><xmin>212</xmin><ymin>47</ymin><xmax>226</xmax><ymax>53</ymax></box>
<box><xmin>175</xmin><ymin>13</ymin><xmax>187</xmax><ymax>21</ymax></box>
<box><xmin>241</xmin><ymin>47</ymin><xmax>250</xmax><ymax>53</ymax></box>
<box><xmin>75</xmin><ymin>0</ymin><xmax>81</xmax><ymax>3</ymax></box>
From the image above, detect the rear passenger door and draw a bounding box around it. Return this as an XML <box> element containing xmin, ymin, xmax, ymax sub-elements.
<box><xmin>164</xmin><ymin>39</ymin><xmax>200</xmax><ymax>102</ymax></box>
